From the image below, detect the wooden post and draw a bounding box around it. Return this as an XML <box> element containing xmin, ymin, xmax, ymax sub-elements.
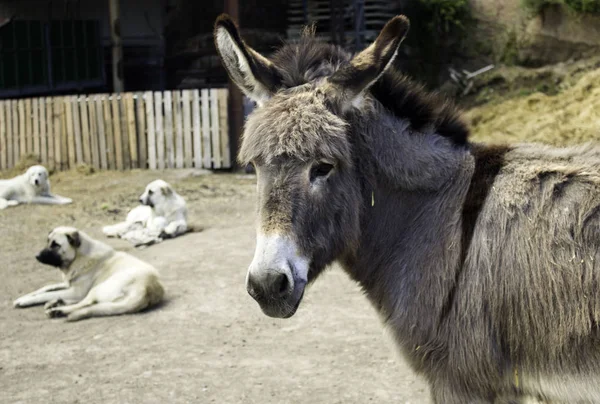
<box><xmin>109</xmin><ymin>0</ymin><xmax>124</xmax><ymax>93</ymax></box>
<box><xmin>224</xmin><ymin>0</ymin><xmax>242</xmax><ymax>171</ymax></box>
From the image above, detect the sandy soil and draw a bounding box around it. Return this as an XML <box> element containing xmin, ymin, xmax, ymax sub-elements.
<box><xmin>0</xmin><ymin>169</ymin><xmax>430</xmax><ymax>404</ymax></box>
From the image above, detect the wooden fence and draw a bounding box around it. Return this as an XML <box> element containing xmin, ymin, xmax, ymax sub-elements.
<box><xmin>0</xmin><ymin>88</ymin><xmax>231</xmax><ymax>171</ymax></box>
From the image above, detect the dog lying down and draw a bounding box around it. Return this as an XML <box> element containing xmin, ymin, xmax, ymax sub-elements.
<box><xmin>0</xmin><ymin>165</ymin><xmax>72</xmax><ymax>209</ymax></box>
<box><xmin>103</xmin><ymin>179</ymin><xmax>189</xmax><ymax>247</ymax></box>
<box><xmin>13</xmin><ymin>226</ymin><xmax>164</xmax><ymax>322</ymax></box>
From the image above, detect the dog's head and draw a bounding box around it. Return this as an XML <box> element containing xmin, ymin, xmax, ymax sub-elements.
<box><xmin>26</xmin><ymin>165</ymin><xmax>49</xmax><ymax>189</ymax></box>
<box><xmin>139</xmin><ymin>179</ymin><xmax>174</xmax><ymax>209</ymax></box>
<box><xmin>36</xmin><ymin>226</ymin><xmax>81</xmax><ymax>269</ymax></box>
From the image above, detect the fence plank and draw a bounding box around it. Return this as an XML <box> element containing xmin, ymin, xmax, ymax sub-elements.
<box><xmin>60</xmin><ymin>98</ymin><xmax>69</xmax><ymax>169</ymax></box>
<box><xmin>111</xmin><ymin>96</ymin><xmax>124</xmax><ymax>170</ymax></box>
<box><xmin>52</xmin><ymin>98</ymin><xmax>62</xmax><ymax>170</ymax></box>
<box><xmin>87</xmin><ymin>97</ymin><xmax>100</xmax><ymax>169</ymax></box>
<box><xmin>154</xmin><ymin>92</ymin><xmax>165</xmax><ymax>170</ymax></box>
<box><xmin>46</xmin><ymin>98</ymin><xmax>54</xmax><ymax>170</ymax></box>
<box><xmin>125</xmin><ymin>93</ymin><xmax>138</xmax><ymax>168</ymax></box>
<box><xmin>6</xmin><ymin>100</ymin><xmax>13</xmax><ymax>168</ymax></box>
<box><xmin>102</xmin><ymin>96</ymin><xmax>115</xmax><ymax>169</ymax></box>
<box><xmin>73</xmin><ymin>96</ymin><xmax>84</xmax><ymax>164</ymax></box>
<box><xmin>32</xmin><ymin>98</ymin><xmax>40</xmax><ymax>158</ymax></box>
<box><xmin>0</xmin><ymin>101</ymin><xmax>6</xmax><ymax>169</ymax></box>
<box><xmin>119</xmin><ymin>95</ymin><xmax>131</xmax><ymax>169</ymax></box>
<box><xmin>145</xmin><ymin>92</ymin><xmax>156</xmax><ymax>169</ymax></box>
<box><xmin>96</xmin><ymin>96</ymin><xmax>108</xmax><ymax>170</ymax></box>
<box><xmin>182</xmin><ymin>90</ymin><xmax>193</xmax><ymax>168</ymax></box>
<box><xmin>173</xmin><ymin>90</ymin><xmax>184</xmax><ymax>169</ymax></box>
<box><xmin>201</xmin><ymin>89</ymin><xmax>211</xmax><ymax>168</ymax></box>
<box><xmin>40</xmin><ymin>98</ymin><xmax>47</xmax><ymax>164</ymax></box>
<box><xmin>11</xmin><ymin>101</ymin><xmax>18</xmax><ymax>162</ymax></box>
<box><xmin>192</xmin><ymin>90</ymin><xmax>202</xmax><ymax>169</ymax></box>
<box><xmin>163</xmin><ymin>91</ymin><xmax>174</xmax><ymax>168</ymax></box>
<box><xmin>79</xmin><ymin>97</ymin><xmax>92</xmax><ymax>164</ymax></box>
<box><xmin>64</xmin><ymin>97</ymin><xmax>76</xmax><ymax>168</ymax></box>
<box><xmin>210</xmin><ymin>90</ymin><xmax>221</xmax><ymax>169</ymax></box>
<box><xmin>18</xmin><ymin>100</ymin><xmax>25</xmax><ymax>158</ymax></box>
<box><xmin>136</xmin><ymin>92</ymin><xmax>147</xmax><ymax>168</ymax></box>
<box><xmin>24</xmin><ymin>98</ymin><xmax>32</xmax><ymax>155</ymax></box>
<box><xmin>218</xmin><ymin>89</ymin><xmax>231</xmax><ymax>168</ymax></box>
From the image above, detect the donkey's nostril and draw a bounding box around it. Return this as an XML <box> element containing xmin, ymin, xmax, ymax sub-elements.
<box><xmin>276</xmin><ymin>272</ymin><xmax>289</xmax><ymax>296</ymax></box>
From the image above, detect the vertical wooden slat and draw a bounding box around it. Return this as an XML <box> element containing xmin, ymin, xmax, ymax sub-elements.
<box><xmin>95</xmin><ymin>95</ymin><xmax>108</xmax><ymax>170</ymax></box>
<box><xmin>73</xmin><ymin>96</ymin><xmax>83</xmax><ymax>164</ymax></box>
<box><xmin>154</xmin><ymin>92</ymin><xmax>164</xmax><ymax>170</ymax></box>
<box><xmin>125</xmin><ymin>93</ymin><xmax>138</xmax><ymax>168</ymax></box>
<box><xmin>6</xmin><ymin>100</ymin><xmax>13</xmax><ymax>168</ymax></box>
<box><xmin>119</xmin><ymin>95</ymin><xmax>131</xmax><ymax>169</ymax></box>
<box><xmin>12</xmin><ymin>100</ymin><xmax>19</xmax><ymax>162</ymax></box>
<box><xmin>163</xmin><ymin>91</ymin><xmax>174</xmax><ymax>168</ymax></box>
<box><xmin>64</xmin><ymin>96</ymin><xmax>76</xmax><ymax>168</ymax></box>
<box><xmin>103</xmin><ymin>96</ymin><xmax>115</xmax><ymax>169</ymax></box>
<box><xmin>111</xmin><ymin>95</ymin><xmax>124</xmax><ymax>170</ymax></box>
<box><xmin>32</xmin><ymin>98</ymin><xmax>40</xmax><ymax>158</ymax></box>
<box><xmin>192</xmin><ymin>90</ymin><xmax>202</xmax><ymax>169</ymax></box>
<box><xmin>136</xmin><ymin>92</ymin><xmax>147</xmax><ymax>168</ymax></box>
<box><xmin>46</xmin><ymin>98</ymin><xmax>54</xmax><ymax>170</ymax></box>
<box><xmin>201</xmin><ymin>89</ymin><xmax>211</xmax><ymax>168</ymax></box>
<box><xmin>0</xmin><ymin>101</ymin><xmax>6</xmax><ymax>169</ymax></box>
<box><xmin>210</xmin><ymin>89</ymin><xmax>221</xmax><ymax>169</ymax></box>
<box><xmin>182</xmin><ymin>90</ymin><xmax>193</xmax><ymax>168</ymax></box>
<box><xmin>145</xmin><ymin>92</ymin><xmax>156</xmax><ymax>170</ymax></box>
<box><xmin>39</xmin><ymin>98</ymin><xmax>47</xmax><ymax>165</ymax></box>
<box><xmin>60</xmin><ymin>98</ymin><xmax>69</xmax><ymax>169</ymax></box>
<box><xmin>18</xmin><ymin>100</ymin><xmax>26</xmax><ymax>158</ymax></box>
<box><xmin>218</xmin><ymin>89</ymin><xmax>231</xmax><ymax>168</ymax></box>
<box><xmin>52</xmin><ymin>98</ymin><xmax>62</xmax><ymax>170</ymax></box>
<box><xmin>24</xmin><ymin>98</ymin><xmax>32</xmax><ymax>155</ymax></box>
<box><xmin>173</xmin><ymin>90</ymin><xmax>184</xmax><ymax>169</ymax></box>
<box><xmin>80</xmin><ymin>96</ymin><xmax>92</xmax><ymax>164</ymax></box>
<box><xmin>87</xmin><ymin>97</ymin><xmax>100</xmax><ymax>169</ymax></box>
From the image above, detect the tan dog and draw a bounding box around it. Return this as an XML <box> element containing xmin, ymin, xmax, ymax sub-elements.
<box><xmin>13</xmin><ymin>226</ymin><xmax>164</xmax><ymax>321</ymax></box>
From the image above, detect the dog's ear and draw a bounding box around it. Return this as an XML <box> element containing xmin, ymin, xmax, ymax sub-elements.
<box><xmin>66</xmin><ymin>231</ymin><xmax>81</xmax><ymax>248</ymax></box>
<box><xmin>161</xmin><ymin>185</ymin><xmax>173</xmax><ymax>197</ymax></box>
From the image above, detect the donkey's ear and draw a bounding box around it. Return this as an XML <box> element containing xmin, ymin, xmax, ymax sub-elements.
<box><xmin>214</xmin><ymin>14</ymin><xmax>283</xmax><ymax>105</ymax></box>
<box><xmin>327</xmin><ymin>15</ymin><xmax>409</xmax><ymax>108</ymax></box>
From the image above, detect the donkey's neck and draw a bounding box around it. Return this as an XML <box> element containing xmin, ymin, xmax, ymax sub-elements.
<box><xmin>341</xmin><ymin>118</ymin><xmax>474</xmax><ymax>355</ymax></box>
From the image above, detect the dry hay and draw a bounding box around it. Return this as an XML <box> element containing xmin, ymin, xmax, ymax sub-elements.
<box><xmin>465</xmin><ymin>67</ymin><xmax>600</xmax><ymax>146</ymax></box>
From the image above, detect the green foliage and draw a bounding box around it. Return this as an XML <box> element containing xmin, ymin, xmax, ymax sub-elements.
<box><xmin>521</xmin><ymin>0</ymin><xmax>600</xmax><ymax>14</ymax></box>
<box><xmin>418</xmin><ymin>0</ymin><xmax>471</xmax><ymax>35</ymax></box>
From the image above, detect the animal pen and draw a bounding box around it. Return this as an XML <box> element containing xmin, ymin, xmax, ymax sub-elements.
<box><xmin>0</xmin><ymin>88</ymin><xmax>231</xmax><ymax>171</ymax></box>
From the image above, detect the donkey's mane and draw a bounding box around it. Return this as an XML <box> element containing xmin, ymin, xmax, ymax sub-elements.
<box><xmin>268</xmin><ymin>31</ymin><xmax>470</xmax><ymax>146</ymax></box>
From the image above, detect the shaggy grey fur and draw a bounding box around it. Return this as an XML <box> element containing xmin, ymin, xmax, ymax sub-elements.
<box><xmin>215</xmin><ymin>14</ymin><xmax>600</xmax><ymax>404</ymax></box>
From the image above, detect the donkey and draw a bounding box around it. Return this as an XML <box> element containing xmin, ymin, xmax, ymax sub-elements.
<box><xmin>214</xmin><ymin>14</ymin><xmax>600</xmax><ymax>404</ymax></box>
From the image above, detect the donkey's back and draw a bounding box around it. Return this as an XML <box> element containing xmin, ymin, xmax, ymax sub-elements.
<box><xmin>457</xmin><ymin>141</ymin><xmax>600</xmax><ymax>402</ymax></box>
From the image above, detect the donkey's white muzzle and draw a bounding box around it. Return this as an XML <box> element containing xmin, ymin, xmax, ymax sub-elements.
<box><xmin>246</xmin><ymin>233</ymin><xmax>309</xmax><ymax>318</ymax></box>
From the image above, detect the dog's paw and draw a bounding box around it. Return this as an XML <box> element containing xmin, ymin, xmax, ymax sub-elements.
<box><xmin>44</xmin><ymin>298</ymin><xmax>65</xmax><ymax>310</ymax></box>
<box><xmin>45</xmin><ymin>307</ymin><xmax>67</xmax><ymax>318</ymax></box>
<box><xmin>13</xmin><ymin>297</ymin><xmax>27</xmax><ymax>308</ymax></box>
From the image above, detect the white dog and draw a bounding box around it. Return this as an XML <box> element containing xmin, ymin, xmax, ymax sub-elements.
<box><xmin>0</xmin><ymin>165</ymin><xmax>72</xmax><ymax>209</ymax></box>
<box><xmin>102</xmin><ymin>179</ymin><xmax>188</xmax><ymax>245</ymax></box>
<box><xmin>13</xmin><ymin>226</ymin><xmax>164</xmax><ymax>322</ymax></box>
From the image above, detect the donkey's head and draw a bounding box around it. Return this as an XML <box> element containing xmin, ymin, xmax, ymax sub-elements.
<box><xmin>215</xmin><ymin>15</ymin><xmax>410</xmax><ymax>318</ymax></box>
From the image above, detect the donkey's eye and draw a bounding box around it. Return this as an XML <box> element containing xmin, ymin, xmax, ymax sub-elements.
<box><xmin>310</xmin><ymin>163</ymin><xmax>334</xmax><ymax>182</ymax></box>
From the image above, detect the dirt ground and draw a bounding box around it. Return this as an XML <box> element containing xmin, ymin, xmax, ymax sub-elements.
<box><xmin>0</xmin><ymin>169</ymin><xmax>430</xmax><ymax>404</ymax></box>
